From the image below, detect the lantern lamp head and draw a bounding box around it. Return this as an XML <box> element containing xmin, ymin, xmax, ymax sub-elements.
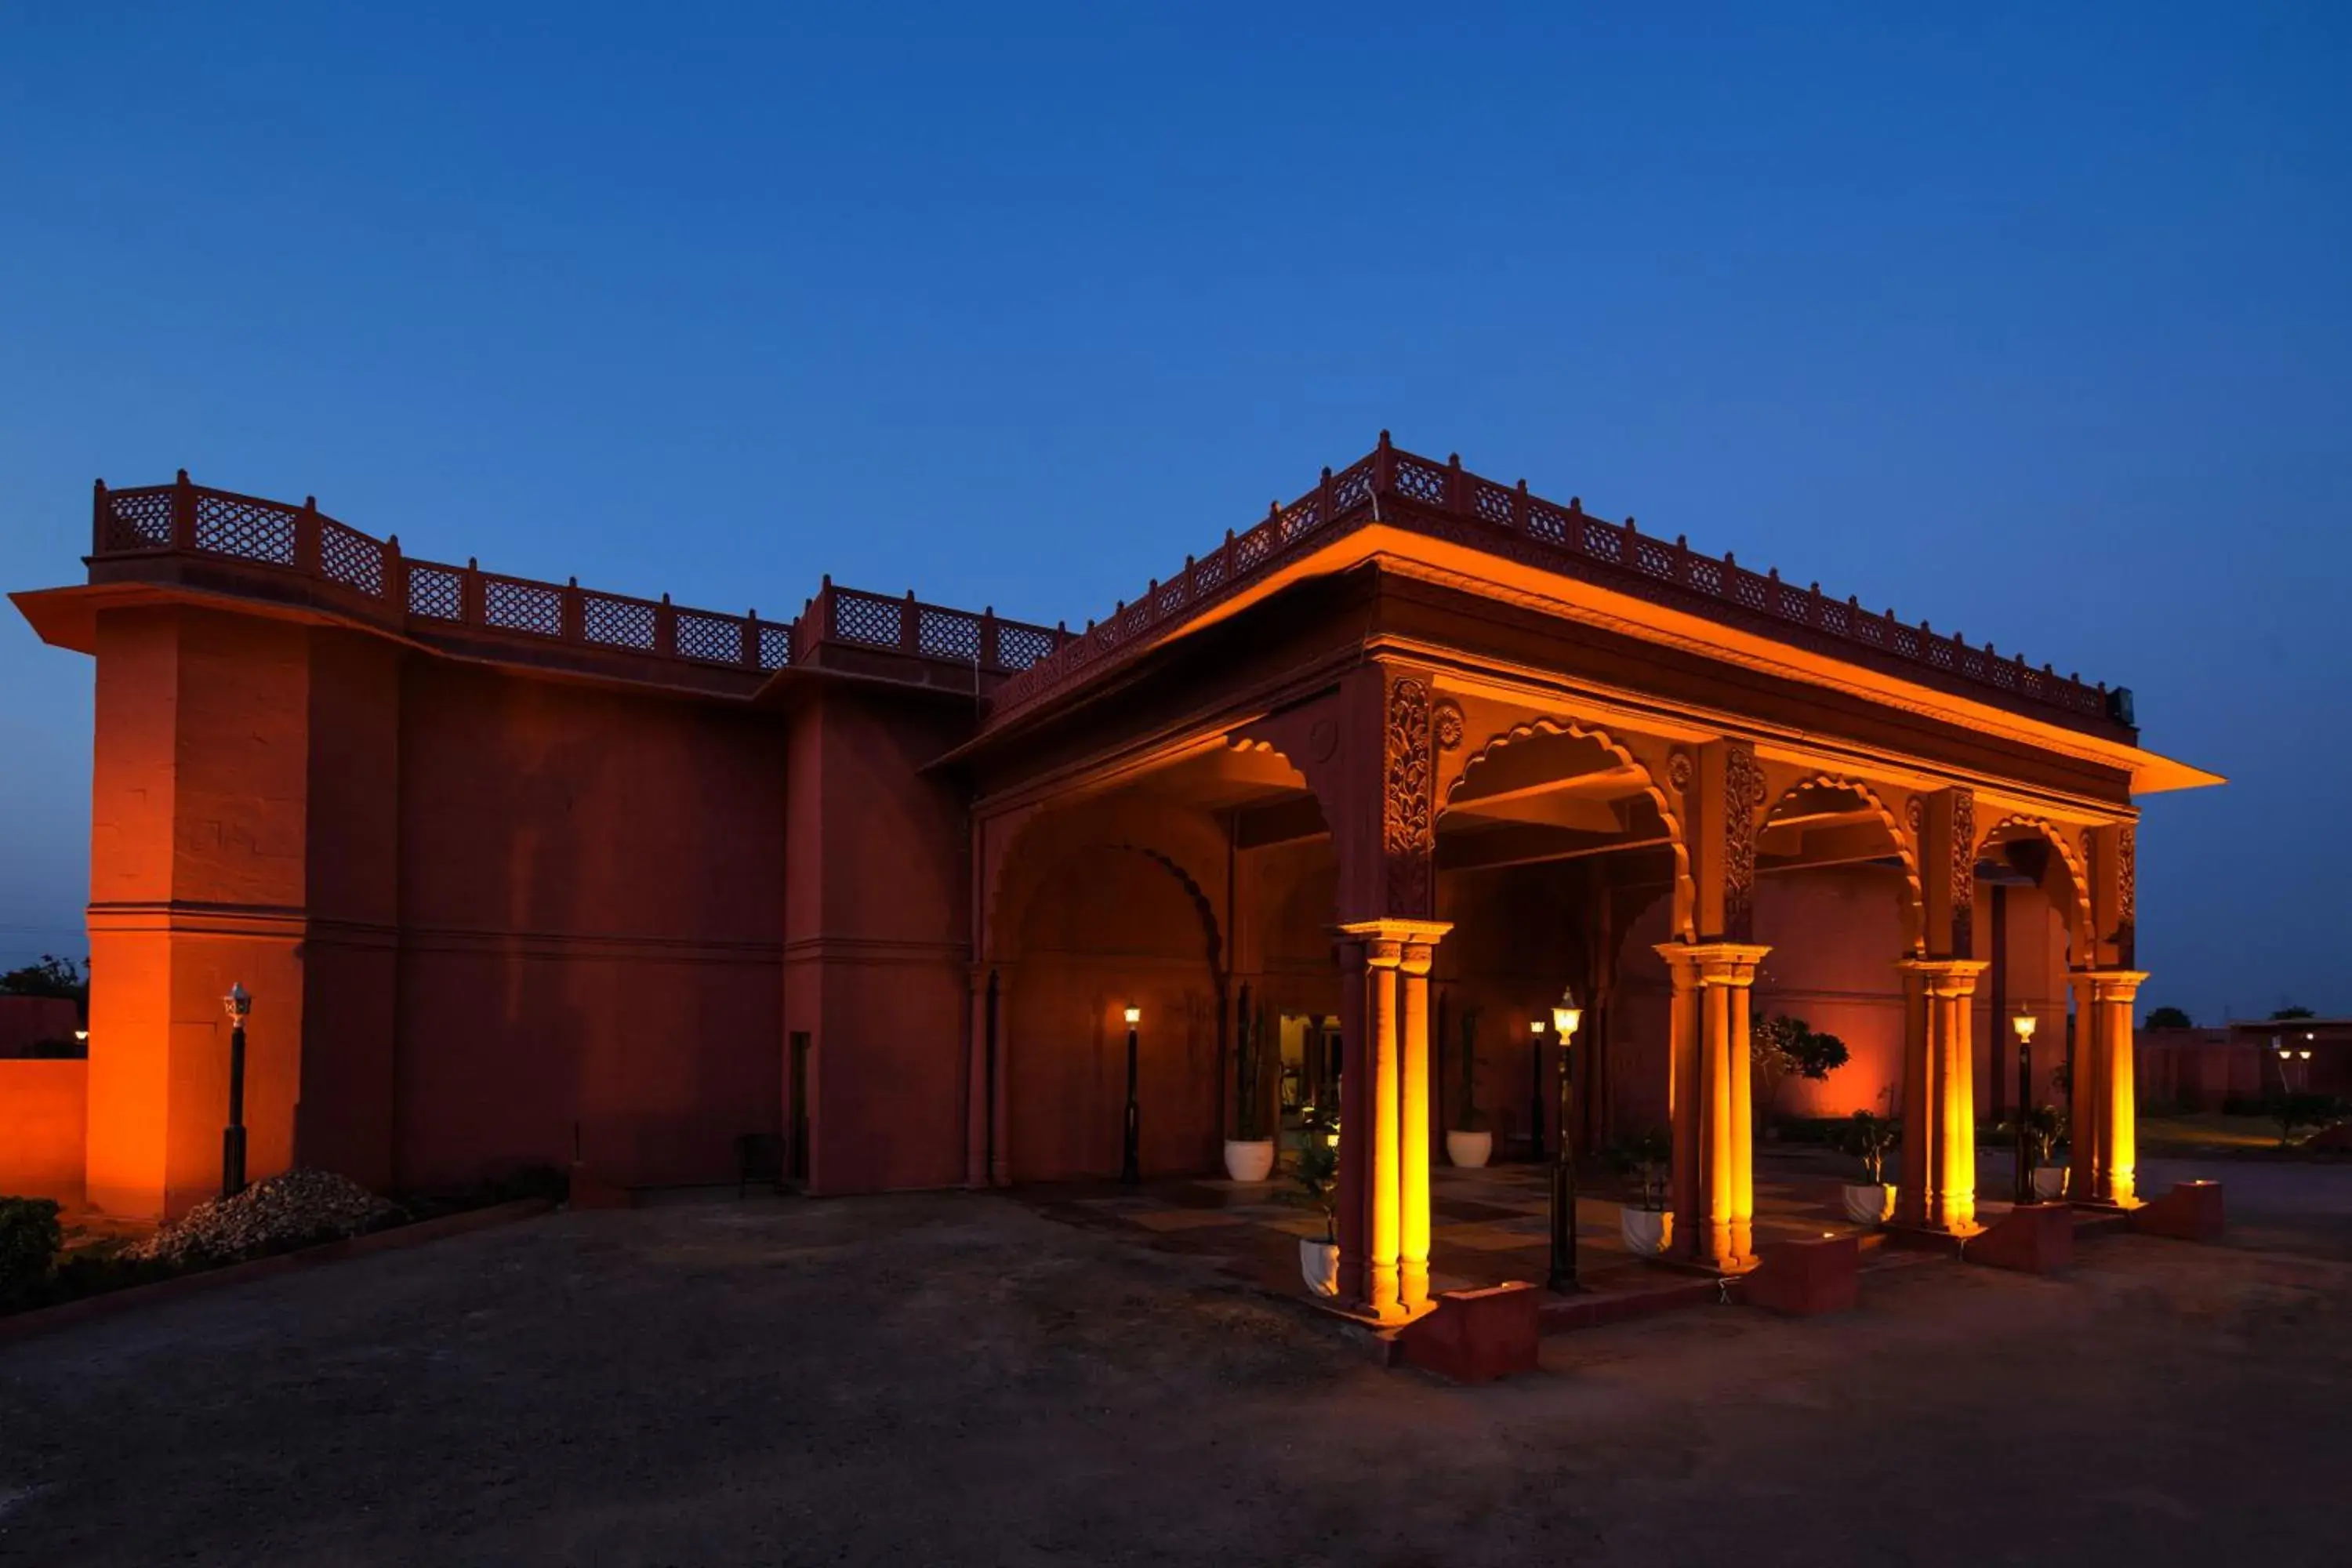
<box><xmin>223</xmin><ymin>982</ymin><xmax>251</xmax><ymax>1024</ymax></box>
<box><xmin>1529</xmin><ymin>1018</ymin><xmax>1545</xmax><ymax>1036</ymax></box>
<box><xmin>1552</xmin><ymin>983</ymin><xmax>1582</xmax><ymax>1040</ymax></box>
<box><xmin>2012</xmin><ymin>1012</ymin><xmax>2037</xmax><ymax>1042</ymax></box>
<box><xmin>1123</xmin><ymin>1005</ymin><xmax>1141</xmax><ymax>1026</ymax></box>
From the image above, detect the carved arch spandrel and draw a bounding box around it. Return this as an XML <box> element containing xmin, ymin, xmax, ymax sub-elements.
<box><xmin>1442</xmin><ymin>714</ymin><xmax>1697</xmax><ymax>942</ymax></box>
<box><xmin>1235</xmin><ymin>669</ymin><xmax>1445</xmax><ymax>924</ymax></box>
<box><xmin>1973</xmin><ymin>811</ymin><xmax>2096</xmax><ymax>953</ymax></box>
<box><xmin>1759</xmin><ymin>772</ymin><xmax>1928</xmax><ymax>956</ymax></box>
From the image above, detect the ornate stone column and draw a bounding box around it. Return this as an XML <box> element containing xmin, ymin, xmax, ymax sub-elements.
<box><xmin>1335</xmin><ymin>918</ymin><xmax>1450</xmax><ymax>1323</ymax></box>
<box><xmin>1895</xmin><ymin>958</ymin><xmax>1990</xmax><ymax>1232</ymax></box>
<box><xmin>1657</xmin><ymin>940</ymin><xmax>1771</xmax><ymax>1272</ymax></box>
<box><xmin>2067</xmin><ymin>968</ymin><xmax>2147</xmax><ymax>1207</ymax></box>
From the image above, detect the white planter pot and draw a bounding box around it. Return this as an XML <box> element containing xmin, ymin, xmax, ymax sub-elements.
<box><xmin>1299</xmin><ymin>1238</ymin><xmax>1341</xmax><ymax>1297</ymax></box>
<box><xmin>1620</xmin><ymin>1207</ymin><xmax>1671</xmax><ymax>1258</ymax></box>
<box><xmin>1221</xmin><ymin>1138</ymin><xmax>1276</xmax><ymax>1183</ymax></box>
<box><xmin>1445</xmin><ymin>1129</ymin><xmax>1494</xmax><ymax>1169</ymax></box>
<box><xmin>1842</xmin><ymin>1183</ymin><xmax>1896</xmax><ymax>1226</ymax></box>
<box><xmin>2032</xmin><ymin>1165</ymin><xmax>2067</xmax><ymax>1201</ymax></box>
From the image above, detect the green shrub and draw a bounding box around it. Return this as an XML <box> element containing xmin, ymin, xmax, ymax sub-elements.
<box><xmin>47</xmin><ymin>1247</ymin><xmax>180</xmax><ymax>1301</ymax></box>
<box><xmin>0</xmin><ymin>1196</ymin><xmax>64</xmax><ymax>1311</ymax></box>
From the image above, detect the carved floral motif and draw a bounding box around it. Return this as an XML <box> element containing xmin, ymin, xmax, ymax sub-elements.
<box><xmin>1668</xmin><ymin>750</ymin><xmax>1693</xmax><ymax>793</ymax></box>
<box><xmin>1432</xmin><ymin>699</ymin><xmax>1464</xmax><ymax>752</ymax></box>
<box><xmin>1383</xmin><ymin>676</ymin><xmax>1435</xmax><ymax>916</ymax></box>
<box><xmin>2119</xmin><ymin>823</ymin><xmax>2136</xmax><ymax>924</ymax></box>
<box><xmin>1722</xmin><ymin>742</ymin><xmax>1767</xmax><ymax>942</ymax></box>
<box><xmin>1949</xmin><ymin>789</ymin><xmax>1976</xmax><ymax>956</ymax></box>
<box><xmin>2117</xmin><ymin>822</ymin><xmax>2137</xmax><ymax>964</ymax></box>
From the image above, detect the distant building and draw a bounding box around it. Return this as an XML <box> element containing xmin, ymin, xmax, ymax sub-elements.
<box><xmin>2137</xmin><ymin>1019</ymin><xmax>2350</xmax><ymax>1110</ymax></box>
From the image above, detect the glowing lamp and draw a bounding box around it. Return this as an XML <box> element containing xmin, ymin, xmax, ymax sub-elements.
<box><xmin>1123</xmin><ymin>1005</ymin><xmax>1141</xmax><ymax>1025</ymax></box>
<box><xmin>73</xmin><ymin>1029</ymin><xmax>89</xmax><ymax>1043</ymax></box>
<box><xmin>2011</xmin><ymin>1012</ymin><xmax>2037</xmax><ymax>1043</ymax></box>
<box><xmin>1529</xmin><ymin>1018</ymin><xmax>1545</xmax><ymax>1036</ymax></box>
<box><xmin>1552</xmin><ymin>984</ymin><xmax>1582</xmax><ymax>1040</ymax></box>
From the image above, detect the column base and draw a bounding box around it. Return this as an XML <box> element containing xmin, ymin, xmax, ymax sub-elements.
<box><xmin>1886</xmin><ymin>1219</ymin><xmax>1984</xmax><ymax>1248</ymax></box>
<box><xmin>1317</xmin><ymin>1295</ymin><xmax>1440</xmax><ymax>1331</ymax></box>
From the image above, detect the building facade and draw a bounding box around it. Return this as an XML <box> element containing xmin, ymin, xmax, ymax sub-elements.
<box><xmin>9</xmin><ymin>436</ymin><xmax>2219</xmax><ymax>1322</ymax></box>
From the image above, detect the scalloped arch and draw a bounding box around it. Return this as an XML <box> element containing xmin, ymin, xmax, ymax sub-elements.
<box><xmin>989</xmin><ymin>830</ymin><xmax>1225</xmax><ymax>970</ymax></box>
<box><xmin>983</xmin><ymin>788</ymin><xmax>1239</xmax><ymax>969</ymax></box>
<box><xmin>1762</xmin><ymin>773</ymin><xmax>1926</xmax><ymax>955</ymax></box>
<box><xmin>1443</xmin><ymin>716</ymin><xmax>1695</xmax><ymax>941</ymax></box>
<box><xmin>1974</xmin><ymin>812</ymin><xmax>2094</xmax><ymax>946</ymax></box>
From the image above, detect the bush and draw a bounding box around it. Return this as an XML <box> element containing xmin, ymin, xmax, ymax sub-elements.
<box><xmin>47</xmin><ymin>1246</ymin><xmax>180</xmax><ymax>1301</ymax></box>
<box><xmin>0</xmin><ymin>1196</ymin><xmax>64</xmax><ymax>1311</ymax></box>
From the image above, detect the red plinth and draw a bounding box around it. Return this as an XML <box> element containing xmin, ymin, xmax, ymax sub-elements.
<box><xmin>1967</xmin><ymin>1203</ymin><xmax>2073</xmax><ymax>1273</ymax></box>
<box><xmin>1744</xmin><ymin>1234</ymin><xmax>1859</xmax><ymax>1316</ymax></box>
<box><xmin>1399</xmin><ymin>1282</ymin><xmax>1540</xmax><ymax>1384</ymax></box>
<box><xmin>2131</xmin><ymin>1181</ymin><xmax>2225</xmax><ymax>1243</ymax></box>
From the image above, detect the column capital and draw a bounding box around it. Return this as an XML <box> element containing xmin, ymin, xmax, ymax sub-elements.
<box><xmin>2070</xmin><ymin>967</ymin><xmax>2150</xmax><ymax>1004</ymax></box>
<box><xmin>1345</xmin><ymin>912</ymin><xmax>1449</xmax><ymax>949</ymax></box>
<box><xmin>1653</xmin><ymin>940</ymin><xmax>1771</xmax><ymax>986</ymax></box>
<box><xmin>1896</xmin><ymin>956</ymin><xmax>1991</xmax><ymax>998</ymax></box>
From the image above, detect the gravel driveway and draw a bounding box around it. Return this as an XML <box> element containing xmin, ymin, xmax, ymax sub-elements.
<box><xmin>3</xmin><ymin>1182</ymin><xmax>2350</xmax><ymax>1566</ymax></box>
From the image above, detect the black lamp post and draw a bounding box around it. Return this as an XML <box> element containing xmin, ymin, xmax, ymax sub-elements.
<box><xmin>1526</xmin><ymin>1018</ymin><xmax>1545</xmax><ymax>1159</ymax></box>
<box><xmin>2012</xmin><ymin>1010</ymin><xmax>2037</xmax><ymax>1203</ymax></box>
<box><xmin>221</xmin><ymin>982</ymin><xmax>251</xmax><ymax>1200</ymax></box>
<box><xmin>1548</xmin><ymin>985</ymin><xmax>1584</xmax><ymax>1294</ymax></box>
<box><xmin>1120</xmin><ymin>1004</ymin><xmax>1142</xmax><ymax>1185</ymax></box>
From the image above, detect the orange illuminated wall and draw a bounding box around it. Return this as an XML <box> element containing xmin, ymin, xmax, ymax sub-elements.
<box><xmin>84</xmin><ymin>606</ymin><xmax>318</xmax><ymax>1218</ymax></box>
<box><xmin>0</xmin><ymin>1061</ymin><xmax>88</xmax><ymax>1203</ymax></box>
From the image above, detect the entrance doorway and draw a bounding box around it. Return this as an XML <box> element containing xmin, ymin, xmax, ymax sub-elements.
<box><xmin>1276</xmin><ymin>1011</ymin><xmax>1340</xmax><ymax>1157</ymax></box>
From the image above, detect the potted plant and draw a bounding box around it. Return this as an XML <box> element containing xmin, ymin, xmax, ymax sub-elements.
<box><xmin>1444</xmin><ymin>1006</ymin><xmax>1493</xmax><ymax>1168</ymax></box>
<box><xmin>1838</xmin><ymin>1111</ymin><xmax>1900</xmax><ymax>1225</ymax></box>
<box><xmin>1222</xmin><ymin>996</ymin><xmax>1276</xmax><ymax>1182</ymax></box>
<box><xmin>2024</xmin><ymin>1105</ymin><xmax>2066</xmax><ymax>1200</ymax></box>
<box><xmin>1294</xmin><ymin>1110</ymin><xmax>1341</xmax><ymax>1295</ymax></box>
<box><xmin>1610</xmin><ymin>1129</ymin><xmax>1673</xmax><ymax>1257</ymax></box>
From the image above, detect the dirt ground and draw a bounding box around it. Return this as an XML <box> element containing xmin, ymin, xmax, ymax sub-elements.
<box><xmin>5</xmin><ymin>1164</ymin><xmax>2351</xmax><ymax>1567</ymax></box>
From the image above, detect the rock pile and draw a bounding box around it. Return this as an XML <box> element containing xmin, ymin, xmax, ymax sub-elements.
<box><xmin>137</xmin><ymin>1169</ymin><xmax>399</xmax><ymax>1265</ymax></box>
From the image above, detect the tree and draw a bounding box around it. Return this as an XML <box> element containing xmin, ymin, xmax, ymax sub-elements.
<box><xmin>1753</xmin><ymin>1014</ymin><xmax>1850</xmax><ymax>1122</ymax></box>
<box><xmin>2144</xmin><ymin>1005</ymin><xmax>2194</xmax><ymax>1030</ymax></box>
<box><xmin>0</xmin><ymin>955</ymin><xmax>86</xmax><ymax>1004</ymax></box>
<box><xmin>2271</xmin><ymin>1005</ymin><xmax>2318</xmax><ymax>1021</ymax></box>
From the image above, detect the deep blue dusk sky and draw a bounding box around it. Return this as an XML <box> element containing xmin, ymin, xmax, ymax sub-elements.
<box><xmin>2</xmin><ymin>5</ymin><xmax>2345</xmax><ymax>1022</ymax></box>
